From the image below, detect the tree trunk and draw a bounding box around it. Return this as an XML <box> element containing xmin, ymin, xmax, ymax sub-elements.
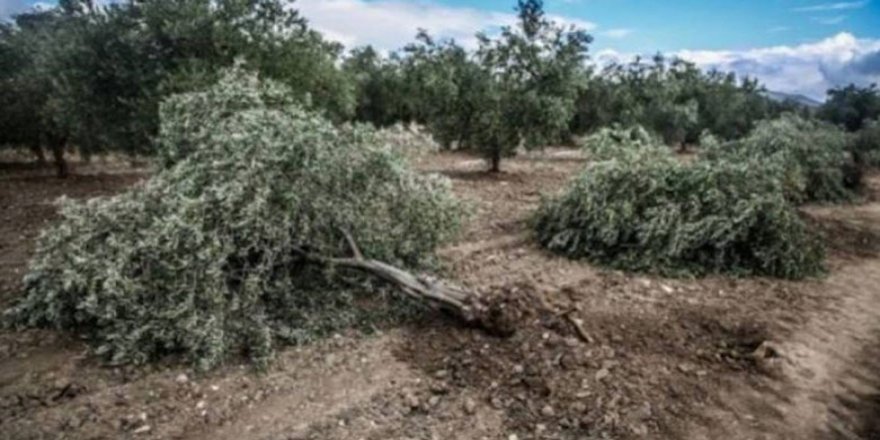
<box><xmin>291</xmin><ymin>231</ymin><xmax>515</xmax><ymax>336</ymax></box>
<box><xmin>293</xmin><ymin>248</ymin><xmax>484</xmax><ymax>323</ymax></box>
<box><xmin>51</xmin><ymin>140</ymin><xmax>68</xmax><ymax>178</ymax></box>
<box><xmin>489</xmin><ymin>148</ymin><xmax>502</xmax><ymax>173</ymax></box>
<box><xmin>29</xmin><ymin>145</ymin><xmax>47</xmax><ymax>166</ymax></box>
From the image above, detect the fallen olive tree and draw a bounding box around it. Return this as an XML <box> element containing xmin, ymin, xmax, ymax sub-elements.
<box><xmin>291</xmin><ymin>229</ymin><xmax>487</xmax><ymax>325</ymax></box>
<box><xmin>4</xmin><ymin>67</ymin><xmax>493</xmax><ymax>370</ymax></box>
<box><xmin>537</xmin><ymin>131</ymin><xmax>826</xmax><ymax>279</ymax></box>
<box><xmin>701</xmin><ymin>114</ymin><xmax>860</xmax><ymax>204</ymax></box>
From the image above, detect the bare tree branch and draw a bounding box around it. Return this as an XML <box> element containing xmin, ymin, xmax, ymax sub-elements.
<box><xmin>291</xmin><ymin>245</ymin><xmax>487</xmax><ymax>325</ymax></box>
<box><xmin>339</xmin><ymin>228</ymin><xmax>364</xmax><ymax>261</ymax></box>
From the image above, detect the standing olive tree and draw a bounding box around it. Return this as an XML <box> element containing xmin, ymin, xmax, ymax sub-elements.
<box><xmin>571</xmin><ymin>56</ymin><xmax>778</xmax><ymax>147</ymax></box>
<box><xmin>343</xmin><ymin>46</ymin><xmax>408</xmax><ymax>127</ymax></box>
<box><xmin>399</xmin><ymin>31</ymin><xmax>488</xmax><ymax>149</ymax></box>
<box><xmin>820</xmin><ymin>83</ymin><xmax>880</xmax><ymax>132</ymax></box>
<box><xmin>0</xmin><ymin>4</ymin><xmax>86</xmax><ymax>176</ymax></box>
<box><xmin>471</xmin><ymin>0</ymin><xmax>591</xmax><ymax>171</ymax></box>
<box><xmin>0</xmin><ymin>20</ymin><xmax>44</xmax><ymax>162</ymax></box>
<box><xmin>0</xmin><ymin>0</ymin><xmax>355</xmax><ymax>176</ymax></box>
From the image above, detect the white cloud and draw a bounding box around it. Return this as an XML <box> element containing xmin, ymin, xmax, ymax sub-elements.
<box><xmin>812</xmin><ymin>15</ymin><xmax>848</xmax><ymax>24</ymax></box>
<box><xmin>591</xmin><ymin>33</ymin><xmax>880</xmax><ymax>100</ymax></box>
<box><xmin>793</xmin><ymin>1</ymin><xmax>869</xmax><ymax>12</ymax></box>
<box><xmin>195</xmin><ymin>0</ymin><xmax>880</xmax><ymax>104</ymax></box>
<box><xmin>295</xmin><ymin>0</ymin><xmax>595</xmax><ymax>51</ymax></box>
<box><xmin>1</xmin><ymin>0</ymin><xmax>30</xmax><ymax>18</ymax></box>
<box><xmin>601</xmin><ymin>28</ymin><xmax>633</xmax><ymax>39</ymax></box>
<box><xmin>295</xmin><ymin>0</ymin><xmax>507</xmax><ymax>50</ymax></box>
<box><xmin>676</xmin><ymin>33</ymin><xmax>880</xmax><ymax>100</ymax></box>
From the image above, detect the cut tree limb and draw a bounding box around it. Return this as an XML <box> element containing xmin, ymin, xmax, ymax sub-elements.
<box><xmin>291</xmin><ymin>230</ymin><xmax>502</xmax><ymax>331</ymax></box>
<box><xmin>293</xmin><ymin>246</ymin><xmax>487</xmax><ymax>324</ymax></box>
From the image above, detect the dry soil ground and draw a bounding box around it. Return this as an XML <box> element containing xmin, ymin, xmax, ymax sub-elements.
<box><xmin>1</xmin><ymin>150</ymin><xmax>880</xmax><ymax>440</ymax></box>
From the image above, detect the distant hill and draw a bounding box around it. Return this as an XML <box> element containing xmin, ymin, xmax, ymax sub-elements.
<box><xmin>763</xmin><ymin>91</ymin><xmax>823</xmax><ymax>108</ymax></box>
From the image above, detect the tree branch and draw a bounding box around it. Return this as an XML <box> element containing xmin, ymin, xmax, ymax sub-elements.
<box><xmin>339</xmin><ymin>228</ymin><xmax>364</xmax><ymax>261</ymax></box>
<box><xmin>291</xmin><ymin>245</ymin><xmax>486</xmax><ymax>325</ymax></box>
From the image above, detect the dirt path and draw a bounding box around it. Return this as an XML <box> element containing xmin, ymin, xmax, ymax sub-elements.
<box><xmin>685</xmin><ymin>201</ymin><xmax>880</xmax><ymax>439</ymax></box>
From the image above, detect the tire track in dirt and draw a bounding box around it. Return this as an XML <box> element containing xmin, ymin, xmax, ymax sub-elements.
<box><xmin>187</xmin><ymin>335</ymin><xmax>418</xmax><ymax>440</ymax></box>
<box><xmin>185</xmin><ymin>331</ymin><xmax>507</xmax><ymax>440</ymax></box>
<box><xmin>685</xmin><ymin>202</ymin><xmax>880</xmax><ymax>440</ymax></box>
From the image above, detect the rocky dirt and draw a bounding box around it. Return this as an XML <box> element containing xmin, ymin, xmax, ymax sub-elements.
<box><xmin>1</xmin><ymin>152</ymin><xmax>879</xmax><ymax>439</ymax></box>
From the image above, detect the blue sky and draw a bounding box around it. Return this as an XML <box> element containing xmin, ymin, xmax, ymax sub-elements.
<box><xmin>447</xmin><ymin>0</ymin><xmax>880</xmax><ymax>53</ymax></box>
<box><xmin>290</xmin><ymin>0</ymin><xmax>880</xmax><ymax>99</ymax></box>
<box><xmin>3</xmin><ymin>0</ymin><xmax>879</xmax><ymax>99</ymax></box>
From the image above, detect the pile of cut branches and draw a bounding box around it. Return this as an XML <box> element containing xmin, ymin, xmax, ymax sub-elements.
<box><xmin>702</xmin><ymin>114</ymin><xmax>860</xmax><ymax>203</ymax></box>
<box><xmin>536</xmin><ymin>136</ymin><xmax>825</xmax><ymax>279</ymax></box>
<box><xmin>5</xmin><ymin>68</ymin><xmax>472</xmax><ymax>370</ymax></box>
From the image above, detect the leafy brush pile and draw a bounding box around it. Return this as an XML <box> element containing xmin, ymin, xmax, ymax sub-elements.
<box><xmin>534</xmin><ymin>149</ymin><xmax>824</xmax><ymax>278</ymax></box>
<box><xmin>371</xmin><ymin>123</ymin><xmax>441</xmax><ymax>160</ymax></box>
<box><xmin>702</xmin><ymin>114</ymin><xmax>859</xmax><ymax>203</ymax></box>
<box><xmin>579</xmin><ymin>125</ymin><xmax>664</xmax><ymax>161</ymax></box>
<box><xmin>5</xmin><ymin>67</ymin><xmax>463</xmax><ymax>370</ymax></box>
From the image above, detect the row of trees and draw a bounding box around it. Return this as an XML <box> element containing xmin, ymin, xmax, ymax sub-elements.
<box><xmin>820</xmin><ymin>83</ymin><xmax>880</xmax><ymax>132</ymax></box>
<box><xmin>0</xmin><ymin>0</ymin><xmax>352</xmax><ymax>176</ymax></box>
<box><xmin>818</xmin><ymin>83</ymin><xmax>880</xmax><ymax>167</ymax></box>
<box><xmin>571</xmin><ymin>57</ymin><xmax>787</xmax><ymax>145</ymax></box>
<box><xmin>2</xmin><ymin>0</ymin><xmax>879</xmax><ymax>175</ymax></box>
<box><xmin>340</xmin><ymin>16</ymin><xmax>786</xmax><ymax>166</ymax></box>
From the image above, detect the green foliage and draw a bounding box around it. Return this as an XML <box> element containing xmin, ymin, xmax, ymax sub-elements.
<box><xmin>0</xmin><ymin>7</ymin><xmax>79</xmax><ymax>168</ymax></box>
<box><xmin>579</xmin><ymin>125</ymin><xmax>664</xmax><ymax>161</ymax></box>
<box><xmin>402</xmin><ymin>32</ymin><xmax>491</xmax><ymax>150</ymax></box>
<box><xmin>819</xmin><ymin>84</ymin><xmax>880</xmax><ymax>132</ymax></box>
<box><xmin>5</xmin><ymin>68</ymin><xmax>463</xmax><ymax>370</ymax></box>
<box><xmin>0</xmin><ymin>0</ymin><xmax>353</xmax><ymax>169</ymax></box>
<box><xmin>1</xmin><ymin>0</ymin><xmax>818</xmax><ymax>174</ymax></box>
<box><xmin>572</xmin><ymin>56</ymin><xmax>780</xmax><ymax>146</ymax></box>
<box><xmin>534</xmin><ymin>149</ymin><xmax>825</xmax><ymax>279</ymax></box>
<box><xmin>851</xmin><ymin>118</ymin><xmax>880</xmax><ymax>167</ymax></box>
<box><xmin>0</xmin><ymin>21</ymin><xmax>39</xmax><ymax>151</ymax></box>
<box><xmin>354</xmin><ymin>1</ymin><xmax>592</xmax><ymax>171</ymax></box>
<box><xmin>343</xmin><ymin>46</ymin><xmax>410</xmax><ymax>128</ymax></box>
<box><xmin>471</xmin><ymin>0</ymin><xmax>592</xmax><ymax>170</ymax></box>
<box><xmin>371</xmin><ymin>123</ymin><xmax>442</xmax><ymax>160</ymax></box>
<box><xmin>702</xmin><ymin>114</ymin><xmax>859</xmax><ymax>203</ymax></box>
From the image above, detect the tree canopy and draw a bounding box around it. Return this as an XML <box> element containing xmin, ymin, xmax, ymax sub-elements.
<box><xmin>572</xmin><ymin>56</ymin><xmax>780</xmax><ymax>147</ymax></box>
<box><xmin>0</xmin><ymin>0</ymin><xmax>855</xmax><ymax>175</ymax></box>
<box><xmin>819</xmin><ymin>83</ymin><xmax>880</xmax><ymax>132</ymax></box>
<box><xmin>468</xmin><ymin>0</ymin><xmax>592</xmax><ymax>170</ymax></box>
<box><xmin>0</xmin><ymin>0</ymin><xmax>353</xmax><ymax>175</ymax></box>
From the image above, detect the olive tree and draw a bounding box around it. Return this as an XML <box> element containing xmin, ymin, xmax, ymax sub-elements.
<box><xmin>1</xmin><ymin>0</ymin><xmax>356</xmax><ymax>176</ymax></box>
<box><xmin>820</xmin><ymin>83</ymin><xmax>880</xmax><ymax>132</ymax></box>
<box><xmin>0</xmin><ymin>21</ymin><xmax>44</xmax><ymax>162</ymax></box>
<box><xmin>537</xmin><ymin>129</ymin><xmax>825</xmax><ymax>279</ymax></box>
<box><xmin>5</xmin><ymin>67</ymin><xmax>494</xmax><ymax>370</ymax></box>
<box><xmin>471</xmin><ymin>0</ymin><xmax>592</xmax><ymax>171</ymax></box>
<box><xmin>851</xmin><ymin>118</ymin><xmax>880</xmax><ymax>166</ymax></box>
<box><xmin>0</xmin><ymin>5</ymin><xmax>85</xmax><ymax>175</ymax></box>
<box><xmin>399</xmin><ymin>32</ymin><xmax>489</xmax><ymax>150</ymax></box>
<box><xmin>702</xmin><ymin>114</ymin><xmax>859</xmax><ymax>203</ymax></box>
<box><xmin>343</xmin><ymin>46</ymin><xmax>408</xmax><ymax>127</ymax></box>
<box><xmin>572</xmin><ymin>56</ymin><xmax>777</xmax><ymax>147</ymax></box>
